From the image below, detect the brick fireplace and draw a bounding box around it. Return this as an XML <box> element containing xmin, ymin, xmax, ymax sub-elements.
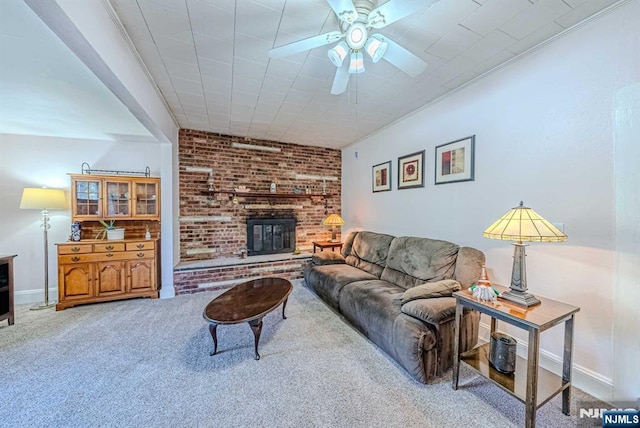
<box><xmin>173</xmin><ymin>129</ymin><xmax>342</xmax><ymax>295</ymax></box>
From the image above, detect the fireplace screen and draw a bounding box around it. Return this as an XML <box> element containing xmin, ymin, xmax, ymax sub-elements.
<box><xmin>246</xmin><ymin>218</ymin><xmax>296</xmax><ymax>256</ymax></box>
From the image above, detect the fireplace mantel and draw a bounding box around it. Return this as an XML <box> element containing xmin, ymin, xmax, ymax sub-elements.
<box><xmin>201</xmin><ymin>190</ymin><xmax>331</xmax><ymax>199</ymax></box>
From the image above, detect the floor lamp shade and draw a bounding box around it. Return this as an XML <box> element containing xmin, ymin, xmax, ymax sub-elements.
<box><xmin>483</xmin><ymin>201</ymin><xmax>567</xmax><ymax>307</ymax></box>
<box><xmin>20</xmin><ymin>187</ymin><xmax>67</xmax><ymax>310</ymax></box>
<box><xmin>20</xmin><ymin>188</ymin><xmax>67</xmax><ymax>210</ymax></box>
<box><xmin>323</xmin><ymin>213</ymin><xmax>345</xmax><ymax>242</ymax></box>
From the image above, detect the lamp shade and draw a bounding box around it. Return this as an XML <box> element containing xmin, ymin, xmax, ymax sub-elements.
<box><xmin>483</xmin><ymin>201</ymin><xmax>566</xmax><ymax>243</ymax></box>
<box><xmin>348</xmin><ymin>51</ymin><xmax>364</xmax><ymax>74</ymax></box>
<box><xmin>322</xmin><ymin>213</ymin><xmax>345</xmax><ymax>227</ymax></box>
<box><xmin>328</xmin><ymin>41</ymin><xmax>349</xmax><ymax>67</ymax></box>
<box><xmin>19</xmin><ymin>188</ymin><xmax>67</xmax><ymax>210</ymax></box>
<box><xmin>365</xmin><ymin>34</ymin><xmax>387</xmax><ymax>63</ymax></box>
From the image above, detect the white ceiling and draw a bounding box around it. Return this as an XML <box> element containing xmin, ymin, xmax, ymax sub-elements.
<box><xmin>0</xmin><ymin>0</ymin><xmax>624</xmax><ymax>149</ymax></box>
<box><xmin>0</xmin><ymin>0</ymin><xmax>154</xmax><ymax>142</ymax></box>
<box><xmin>108</xmin><ymin>0</ymin><xmax>623</xmax><ymax>149</ymax></box>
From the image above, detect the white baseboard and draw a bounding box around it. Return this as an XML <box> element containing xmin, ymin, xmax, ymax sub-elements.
<box><xmin>479</xmin><ymin>322</ymin><xmax>614</xmax><ymax>403</ymax></box>
<box><xmin>14</xmin><ymin>288</ymin><xmax>58</xmax><ymax>305</ymax></box>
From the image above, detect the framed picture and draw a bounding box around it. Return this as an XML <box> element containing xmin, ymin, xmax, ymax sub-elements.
<box><xmin>397</xmin><ymin>150</ymin><xmax>425</xmax><ymax>189</ymax></box>
<box><xmin>372</xmin><ymin>161</ymin><xmax>391</xmax><ymax>192</ymax></box>
<box><xmin>435</xmin><ymin>135</ymin><xmax>475</xmax><ymax>185</ymax></box>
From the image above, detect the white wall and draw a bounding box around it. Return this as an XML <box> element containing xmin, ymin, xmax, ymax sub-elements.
<box><xmin>17</xmin><ymin>0</ymin><xmax>180</xmax><ymax>298</ymax></box>
<box><xmin>613</xmin><ymin>82</ymin><xmax>640</xmax><ymax>402</ymax></box>
<box><xmin>342</xmin><ymin>2</ymin><xmax>639</xmax><ymax>402</ymax></box>
<box><xmin>0</xmin><ymin>133</ymin><xmax>163</xmax><ymax>303</ymax></box>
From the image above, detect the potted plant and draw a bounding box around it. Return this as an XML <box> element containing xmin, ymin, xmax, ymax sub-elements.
<box><xmin>96</xmin><ymin>220</ymin><xmax>125</xmax><ymax>240</ymax></box>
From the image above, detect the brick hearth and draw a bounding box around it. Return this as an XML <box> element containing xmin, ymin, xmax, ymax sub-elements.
<box><xmin>173</xmin><ymin>253</ymin><xmax>311</xmax><ymax>295</ymax></box>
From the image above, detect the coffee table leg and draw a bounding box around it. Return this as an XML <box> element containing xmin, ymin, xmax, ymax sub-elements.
<box><xmin>282</xmin><ymin>298</ymin><xmax>289</xmax><ymax>319</ymax></box>
<box><xmin>248</xmin><ymin>318</ymin><xmax>263</xmax><ymax>360</ymax></box>
<box><xmin>208</xmin><ymin>323</ymin><xmax>218</xmax><ymax>356</ymax></box>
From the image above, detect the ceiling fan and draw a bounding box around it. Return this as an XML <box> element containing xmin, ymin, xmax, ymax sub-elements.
<box><xmin>268</xmin><ymin>0</ymin><xmax>440</xmax><ymax>95</ymax></box>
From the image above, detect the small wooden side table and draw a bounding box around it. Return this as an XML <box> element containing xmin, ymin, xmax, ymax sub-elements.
<box><xmin>452</xmin><ymin>285</ymin><xmax>580</xmax><ymax>428</ymax></box>
<box><xmin>0</xmin><ymin>254</ymin><xmax>17</xmax><ymax>326</ymax></box>
<box><xmin>312</xmin><ymin>241</ymin><xmax>343</xmax><ymax>253</ymax></box>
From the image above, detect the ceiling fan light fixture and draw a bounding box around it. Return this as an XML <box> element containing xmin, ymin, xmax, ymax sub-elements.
<box><xmin>365</xmin><ymin>34</ymin><xmax>387</xmax><ymax>63</ymax></box>
<box><xmin>328</xmin><ymin>41</ymin><xmax>349</xmax><ymax>67</ymax></box>
<box><xmin>348</xmin><ymin>51</ymin><xmax>365</xmax><ymax>74</ymax></box>
<box><xmin>346</xmin><ymin>22</ymin><xmax>367</xmax><ymax>50</ymax></box>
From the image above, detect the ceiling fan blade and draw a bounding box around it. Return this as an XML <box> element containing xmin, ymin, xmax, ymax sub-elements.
<box><xmin>326</xmin><ymin>0</ymin><xmax>358</xmax><ymax>24</ymax></box>
<box><xmin>368</xmin><ymin>0</ymin><xmax>441</xmax><ymax>29</ymax></box>
<box><xmin>378</xmin><ymin>35</ymin><xmax>427</xmax><ymax>77</ymax></box>
<box><xmin>330</xmin><ymin>63</ymin><xmax>350</xmax><ymax>95</ymax></box>
<box><xmin>269</xmin><ymin>31</ymin><xmax>343</xmax><ymax>59</ymax></box>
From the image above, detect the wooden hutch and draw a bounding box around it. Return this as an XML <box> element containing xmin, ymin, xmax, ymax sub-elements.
<box><xmin>56</xmin><ymin>167</ymin><xmax>161</xmax><ymax>310</ymax></box>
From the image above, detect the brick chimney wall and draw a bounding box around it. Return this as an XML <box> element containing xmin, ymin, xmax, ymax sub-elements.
<box><xmin>178</xmin><ymin>129</ymin><xmax>342</xmax><ymax>261</ymax></box>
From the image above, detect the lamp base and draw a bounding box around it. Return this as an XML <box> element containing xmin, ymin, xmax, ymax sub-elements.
<box><xmin>30</xmin><ymin>302</ymin><xmax>56</xmax><ymax>311</ymax></box>
<box><xmin>500</xmin><ymin>289</ymin><xmax>541</xmax><ymax>307</ymax></box>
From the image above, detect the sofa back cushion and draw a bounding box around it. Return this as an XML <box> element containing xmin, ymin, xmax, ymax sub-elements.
<box><xmin>343</xmin><ymin>231</ymin><xmax>395</xmax><ymax>278</ymax></box>
<box><xmin>381</xmin><ymin>236</ymin><xmax>459</xmax><ymax>289</ymax></box>
<box><xmin>341</xmin><ymin>231</ymin><xmax>358</xmax><ymax>258</ymax></box>
<box><xmin>453</xmin><ymin>246</ymin><xmax>485</xmax><ymax>289</ymax></box>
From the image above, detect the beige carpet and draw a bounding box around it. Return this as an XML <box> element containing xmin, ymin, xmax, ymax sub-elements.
<box><xmin>1</xmin><ymin>280</ymin><xmax>599</xmax><ymax>427</ymax></box>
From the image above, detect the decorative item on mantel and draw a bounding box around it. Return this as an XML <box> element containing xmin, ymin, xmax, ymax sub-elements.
<box><xmin>207</xmin><ymin>172</ymin><xmax>215</xmax><ymax>191</ymax></box>
<box><xmin>483</xmin><ymin>201</ymin><xmax>567</xmax><ymax>307</ymax></box>
<box><xmin>234</xmin><ymin>185</ymin><xmax>250</xmax><ymax>193</ymax></box>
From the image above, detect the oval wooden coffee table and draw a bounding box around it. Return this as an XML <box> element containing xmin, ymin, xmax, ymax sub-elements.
<box><xmin>203</xmin><ymin>277</ymin><xmax>293</xmax><ymax>360</ymax></box>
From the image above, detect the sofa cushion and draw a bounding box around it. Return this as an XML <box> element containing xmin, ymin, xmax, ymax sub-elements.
<box><xmin>453</xmin><ymin>246</ymin><xmax>486</xmax><ymax>289</ymax></box>
<box><xmin>340</xmin><ymin>231</ymin><xmax>358</xmax><ymax>258</ymax></box>
<box><xmin>401</xmin><ymin>297</ymin><xmax>457</xmax><ymax>325</ymax></box>
<box><xmin>339</xmin><ymin>280</ymin><xmax>441</xmax><ymax>383</ymax></box>
<box><xmin>303</xmin><ymin>263</ymin><xmax>378</xmax><ymax>309</ymax></box>
<box><xmin>344</xmin><ymin>231</ymin><xmax>395</xmax><ymax>278</ymax></box>
<box><xmin>381</xmin><ymin>236</ymin><xmax>459</xmax><ymax>289</ymax></box>
<box><xmin>311</xmin><ymin>251</ymin><xmax>345</xmax><ymax>265</ymax></box>
<box><xmin>400</xmin><ymin>280</ymin><xmax>461</xmax><ymax>305</ymax></box>
<box><xmin>338</xmin><ymin>279</ymin><xmax>405</xmax><ymax>349</ymax></box>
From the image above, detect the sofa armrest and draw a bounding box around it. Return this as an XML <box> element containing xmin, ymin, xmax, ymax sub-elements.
<box><xmin>400</xmin><ymin>297</ymin><xmax>456</xmax><ymax>325</ymax></box>
<box><xmin>311</xmin><ymin>251</ymin><xmax>346</xmax><ymax>265</ymax></box>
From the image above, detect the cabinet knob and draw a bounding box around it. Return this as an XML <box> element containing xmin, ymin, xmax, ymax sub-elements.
<box><xmin>136</xmin><ymin>244</ymin><xmax>144</xmax><ymax>249</ymax></box>
<box><xmin>71</xmin><ymin>256</ymin><xmax>80</xmax><ymax>262</ymax></box>
<box><xmin>71</xmin><ymin>247</ymin><xmax>80</xmax><ymax>253</ymax></box>
<box><xmin>106</xmin><ymin>245</ymin><xmax>114</xmax><ymax>250</ymax></box>
<box><xmin>106</xmin><ymin>253</ymin><xmax>113</xmax><ymax>258</ymax></box>
<box><xmin>137</xmin><ymin>252</ymin><xmax>145</xmax><ymax>258</ymax></box>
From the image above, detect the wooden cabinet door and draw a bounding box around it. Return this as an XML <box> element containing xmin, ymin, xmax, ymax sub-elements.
<box><xmin>59</xmin><ymin>263</ymin><xmax>94</xmax><ymax>301</ymax></box>
<box><xmin>71</xmin><ymin>178</ymin><xmax>102</xmax><ymax>220</ymax></box>
<box><xmin>104</xmin><ymin>179</ymin><xmax>132</xmax><ymax>218</ymax></box>
<box><xmin>95</xmin><ymin>261</ymin><xmax>126</xmax><ymax>297</ymax></box>
<box><xmin>126</xmin><ymin>259</ymin><xmax>156</xmax><ymax>293</ymax></box>
<box><xmin>132</xmin><ymin>179</ymin><xmax>160</xmax><ymax>220</ymax></box>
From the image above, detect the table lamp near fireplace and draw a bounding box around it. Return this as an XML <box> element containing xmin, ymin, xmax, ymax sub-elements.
<box><xmin>323</xmin><ymin>213</ymin><xmax>345</xmax><ymax>242</ymax></box>
<box><xmin>483</xmin><ymin>201</ymin><xmax>567</xmax><ymax>307</ymax></box>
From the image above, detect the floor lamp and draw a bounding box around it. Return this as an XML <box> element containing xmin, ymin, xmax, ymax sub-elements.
<box><xmin>20</xmin><ymin>187</ymin><xmax>67</xmax><ymax>310</ymax></box>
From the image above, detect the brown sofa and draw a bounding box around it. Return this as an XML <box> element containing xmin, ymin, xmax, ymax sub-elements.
<box><xmin>303</xmin><ymin>231</ymin><xmax>484</xmax><ymax>383</ymax></box>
